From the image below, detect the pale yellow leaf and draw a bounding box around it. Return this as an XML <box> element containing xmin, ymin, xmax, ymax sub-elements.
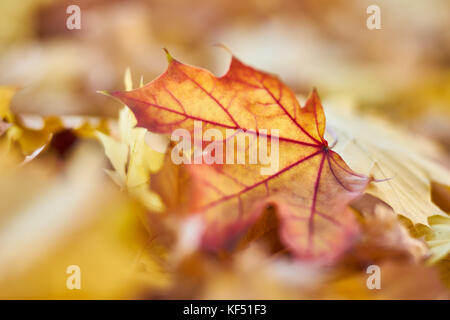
<box><xmin>321</xmin><ymin>96</ymin><xmax>450</xmax><ymax>226</ymax></box>
<box><xmin>97</xmin><ymin>69</ymin><xmax>165</xmax><ymax>212</ymax></box>
<box><xmin>425</xmin><ymin>216</ymin><xmax>450</xmax><ymax>263</ymax></box>
<box><xmin>96</xmin><ymin>131</ymin><xmax>128</xmax><ymax>186</ymax></box>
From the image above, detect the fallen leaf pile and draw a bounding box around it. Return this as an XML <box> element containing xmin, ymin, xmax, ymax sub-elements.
<box><xmin>0</xmin><ymin>50</ymin><xmax>449</xmax><ymax>299</ymax></box>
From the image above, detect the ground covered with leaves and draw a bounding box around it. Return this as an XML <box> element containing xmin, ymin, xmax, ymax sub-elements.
<box><xmin>0</xmin><ymin>0</ymin><xmax>449</xmax><ymax>299</ymax></box>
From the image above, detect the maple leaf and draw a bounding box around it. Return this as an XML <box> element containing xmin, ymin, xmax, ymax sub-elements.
<box><xmin>323</xmin><ymin>98</ymin><xmax>450</xmax><ymax>226</ymax></box>
<box><xmin>111</xmin><ymin>51</ymin><xmax>369</xmax><ymax>260</ymax></box>
<box><xmin>98</xmin><ymin>68</ymin><xmax>166</xmax><ymax>212</ymax></box>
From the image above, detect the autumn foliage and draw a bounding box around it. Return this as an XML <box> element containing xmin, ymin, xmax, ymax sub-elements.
<box><xmin>0</xmin><ymin>1</ymin><xmax>450</xmax><ymax>300</ymax></box>
<box><xmin>112</xmin><ymin>53</ymin><xmax>370</xmax><ymax>262</ymax></box>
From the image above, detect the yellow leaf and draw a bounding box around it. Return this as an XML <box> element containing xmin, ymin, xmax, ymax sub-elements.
<box><xmin>426</xmin><ymin>216</ymin><xmax>450</xmax><ymax>263</ymax></box>
<box><xmin>97</xmin><ymin>69</ymin><xmax>165</xmax><ymax>212</ymax></box>
<box><xmin>323</xmin><ymin>97</ymin><xmax>450</xmax><ymax>226</ymax></box>
<box><xmin>97</xmin><ymin>132</ymin><xmax>128</xmax><ymax>185</ymax></box>
<box><xmin>411</xmin><ymin>215</ymin><xmax>450</xmax><ymax>264</ymax></box>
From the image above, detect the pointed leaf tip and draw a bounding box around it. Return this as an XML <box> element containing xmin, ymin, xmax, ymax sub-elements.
<box><xmin>124</xmin><ymin>67</ymin><xmax>133</xmax><ymax>91</ymax></box>
<box><xmin>163</xmin><ymin>48</ymin><xmax>173</xmax><ymax>63</ymax></box>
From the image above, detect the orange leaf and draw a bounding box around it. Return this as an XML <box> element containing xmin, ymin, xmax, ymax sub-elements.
<box><xmin>111</xmin><ymin>51</ymin><xmax>369</xmax><ymax>261</ymax></box>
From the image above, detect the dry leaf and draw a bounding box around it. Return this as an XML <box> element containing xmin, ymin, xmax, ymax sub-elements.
<box><xmin>111</xmin><ymin>52</ymin><xmax>369</xmax><ymax>261</ymax></box>
<box><xmin>324</xmin><ymin>97</ymin><xmax>450</xmax><ymax>226</ymax></box>
<box><xmin>410</xmin><ymin>215</ymin><xmax>450</xmax><ymax>264</ymax></box>
<box><xmin>425</xmin><ymin>216</ymin><xmax>450</xmax><ymax>263</ymax></box>
<box><xmin>98</xmin><ymin>69</ymin><xmax>166</xmax><ymax>212</ymax></box>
